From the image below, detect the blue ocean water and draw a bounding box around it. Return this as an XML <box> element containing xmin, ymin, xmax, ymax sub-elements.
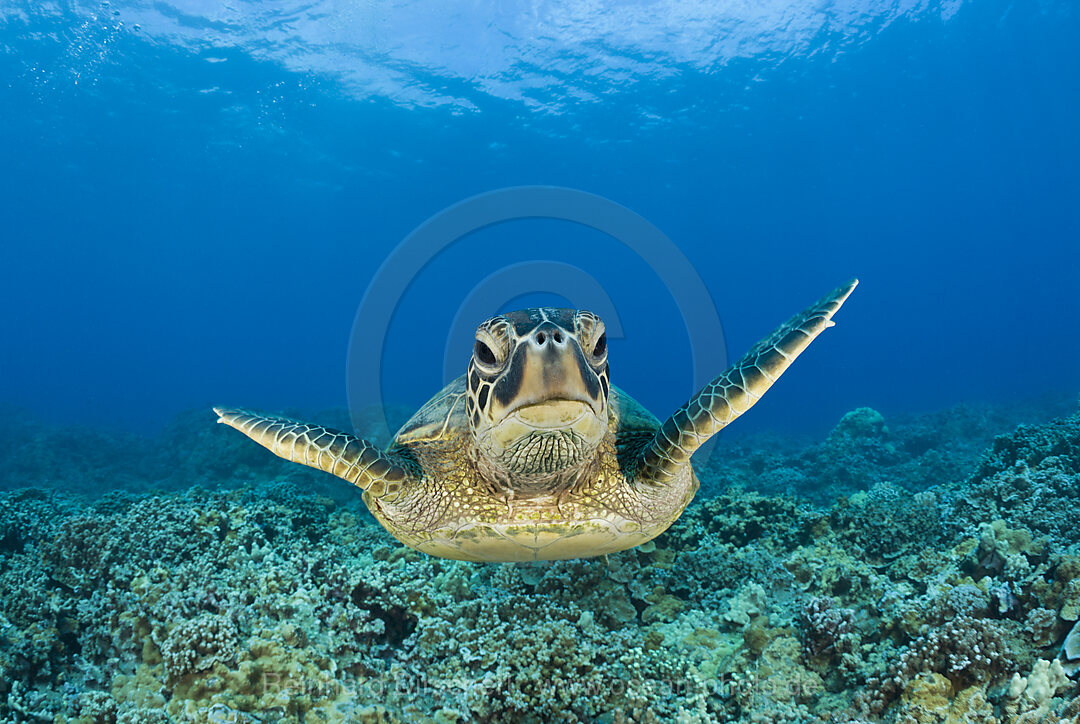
<box><xmin>6</xmin><ymin>4</ymin><xmax>1080</xmax><ymax>721</ymax></box>
<box><xmin>1</xmin><ymin>0</ymin><xmax>1077</xmax><ymax>435</ymax></box>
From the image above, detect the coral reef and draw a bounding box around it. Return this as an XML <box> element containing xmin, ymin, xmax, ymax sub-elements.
<box><xmin>799</xmin><ymin>597</ymin><xmax>856</xmax><ymax>660</ymax></box>
<box><xmin>0</xmin><ymin>398</ymin><xmax>1077</xmax><ymax>721</ymax></box>
<box><xmin>698</xmin><ymin>396</ymin><xmax>1076</xmax><ymax>503</ymax></box>
<box><xmin>1063</xmin><ymin>621</ymin><xmax>1080</xmax><ymax>677</ymax></box>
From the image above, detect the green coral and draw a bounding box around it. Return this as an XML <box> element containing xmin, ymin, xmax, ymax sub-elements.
<box><xmin>0</xmin><ymin>403</ymin><xmax>1079</xmax><ymax>721</ymax></box>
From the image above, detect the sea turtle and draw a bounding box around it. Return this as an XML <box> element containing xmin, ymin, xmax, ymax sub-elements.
<box><xmin>216</xmin><ymin>279</ymin><xmax>857</xmax><ymax>562</ymax></box>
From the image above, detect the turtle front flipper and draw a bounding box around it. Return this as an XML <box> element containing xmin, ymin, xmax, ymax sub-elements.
<box><xmin>213</xmin><ymin>407</ymin><xmax>415</xmax><ymax>499</ymax></box>
<box><xmin>636</xmin><ymin>279</ymin><xmax>858</xmax><ymax>486</ymax></box>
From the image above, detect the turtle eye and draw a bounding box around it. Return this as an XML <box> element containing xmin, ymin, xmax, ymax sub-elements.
<box><xmin>474</xmin><ymin>340</ymin><xmax>498</xmax><ymax>368</ymax></box>
<box><xmin>591</xmin><ymin>332</ymin><xmax>607</xmax><ymax>360</ymax></box>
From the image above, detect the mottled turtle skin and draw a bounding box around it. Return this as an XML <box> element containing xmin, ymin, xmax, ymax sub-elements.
<box><xmin>216</xmin><ymin>280</ymin><xmax>856</xmax><ymax>562</ymax></box>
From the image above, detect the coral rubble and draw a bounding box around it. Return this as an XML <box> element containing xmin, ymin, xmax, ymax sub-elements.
<box><xmin>0</xmin><ymin>399</ymin><xmax>1078</xmax><ymax>722</ymax></box>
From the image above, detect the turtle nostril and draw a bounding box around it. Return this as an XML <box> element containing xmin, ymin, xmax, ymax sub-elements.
<box><xmin>553</xmin><ymin>330</ymin><xmax>563</xmax><ymax>344</ymax></box>
<box><xmin>536</xmin><ymin>331</ymin><xmax>546</xmax><ymax>345</ymax></box>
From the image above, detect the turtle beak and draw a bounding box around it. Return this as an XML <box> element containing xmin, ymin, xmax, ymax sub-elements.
<box><xmin>477</xmin><ymin>317</ymin><xmax>610</xmax><ymax>481</ymax></box>
<box><xmin>502</xmin><ymin>322</ymin><xmax>606</xmax><ymax>423</ymax></box>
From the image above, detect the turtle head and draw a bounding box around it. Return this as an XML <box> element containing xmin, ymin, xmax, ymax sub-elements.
<box><xmin>466</xmin><ymin>308</ymin><xmax>610</xmax><ymax>492</ymax></box>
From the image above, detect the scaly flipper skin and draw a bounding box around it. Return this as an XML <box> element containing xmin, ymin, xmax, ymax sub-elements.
<box><xmin>213</xmin><ymin>408</ymin><xmax>414</xmax><ymax>499</ymax></box>
<box><xmin>636</xmin><ymin>279</ymin><xmax>858</xmax><ymax>486</ymax></box>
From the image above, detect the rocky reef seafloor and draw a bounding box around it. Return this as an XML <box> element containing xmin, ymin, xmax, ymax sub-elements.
<box><xmin>2</xmin><ymin>401</ymin><xmax>1080</xmax><ymax>723</ymax></box>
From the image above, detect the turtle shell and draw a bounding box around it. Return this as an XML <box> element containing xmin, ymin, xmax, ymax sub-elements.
<box><xmin>390</xmin><ymin>375</ymin><xmax>469</xmax><ymax>448</ymax></box>
<box><xmin>390</xmin><ymin>374</ymin><xmax>659</xmax><ymax>453</ymax></box>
